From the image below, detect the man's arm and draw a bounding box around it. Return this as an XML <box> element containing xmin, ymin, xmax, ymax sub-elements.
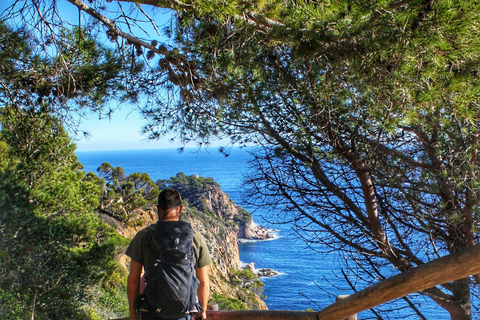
<box><xmin>196</xmin><ymin>265</ymin><xmax>210</xmax><ymax>319</ymax></box>
<box><xmin>127</xmin><ymin>260</ymin><xmax>143</xmax><ymax>320</ymax></box>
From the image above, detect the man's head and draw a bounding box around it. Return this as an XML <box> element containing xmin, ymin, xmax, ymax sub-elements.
<box><xmin>157</xmin><ymin>189</ymin><xmax>183</xmax><ymax>221</ymax></box>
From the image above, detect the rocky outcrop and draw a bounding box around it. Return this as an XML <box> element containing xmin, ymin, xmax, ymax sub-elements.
<box><xmin>186</xmin><ymin>185</ymin><xmax>242</xmax><ymax>221</ymax></box>
<box><xmin>245</xmin><ymin>262</ymin><xmax>257</xmax><ymax>274</ymax></box>
<box><xmin>159</xmin><ymin>173</ymin><xmax>274</xmax><ymax>242</ymax></box>
<box><xmin>239</xmin><ymin>220</ymin><xmax>275</xmax><ymax>240</ymax></box>
<box><xmin>245</xmin><ymin>263</ymin><xmax>279</xmax><ymax>278</ymax></box>
<box><xmin>158</xmin><ymin>174</ymin><xmax>245</xmax><ymax>223</ymax></box>
<box><xmin>257</xmin><ymin>268</ymin><xmax>279</xmax><ymax>278</ymax></box>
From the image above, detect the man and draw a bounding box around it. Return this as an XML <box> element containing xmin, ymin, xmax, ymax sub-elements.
<box><xmin>126</xmin><ymin>189</ymin><xmax>212</xmax><ymax>320</ymax></box>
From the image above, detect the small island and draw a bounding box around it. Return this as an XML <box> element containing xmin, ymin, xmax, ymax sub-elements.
<box><xmin>245</xmin><ymin>262</ymin><xmax>280</xmax><ymax>278</ymax></box>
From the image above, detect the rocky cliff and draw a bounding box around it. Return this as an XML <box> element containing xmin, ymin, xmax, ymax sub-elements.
<box><xmin>104</xmin><ymin>173</ymin><xmax>269</xmax><ymax>311</ymax></box>
<box><xmin>159</xmin><ymin>173</ymin><xmax>273</xmax><ymax>241</ymax></box>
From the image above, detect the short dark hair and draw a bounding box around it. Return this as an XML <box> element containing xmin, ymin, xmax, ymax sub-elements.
<box><xmin>157</xmin><ymin>189</ymin><xmax>182</xmax><ymax>210</ymax></box>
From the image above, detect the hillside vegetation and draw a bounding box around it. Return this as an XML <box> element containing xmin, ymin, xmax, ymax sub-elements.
<box><xmin>0</xmin><ymin>107</ymin><xmax>265</xmax><ymax>319</ymax></box>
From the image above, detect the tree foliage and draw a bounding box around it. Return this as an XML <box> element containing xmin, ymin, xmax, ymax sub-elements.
<box><xmin>159</xmin><ymin>2</ymin><xmax>480</xmax><ymax>319</ymax></box>
<box><xmin>0</xmin><ymin>24</ymin><xmax>129</xmax><ymax>319</ymax></box>
<box><xmin>0</xmin><ymin>106</ymin><xmax>129</xmax><ymax>319</ymax></box>
<box><xmin>3</xmin><ymin>0</ymin><xmax>480</xmax><ymax>319</ymax></box>
<box><xmin>157</xmin><ymin>172</ymin><xmax>219</xmax><ymax>198</ymax></box>
<box><xmin>166</xmin><ymin>2</ymin><xmax>480</xmax><ymax>318</ymax></box>
<box><xmin>97</xmin><ymin>162</ymin><xmax>159</xmax><ymax>222</ymax></box>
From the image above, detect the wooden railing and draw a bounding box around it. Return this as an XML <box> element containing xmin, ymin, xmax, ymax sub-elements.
<box><xmin>111</xmin><ymin>244</ymin><xmax>480</xmax><ymax>320</ymax></box>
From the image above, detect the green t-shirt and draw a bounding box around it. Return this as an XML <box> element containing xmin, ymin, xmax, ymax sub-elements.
<box><xmin>125</xmin><ymin>223</ymin><xmax>212</xmax><ymax>269</ymax></box>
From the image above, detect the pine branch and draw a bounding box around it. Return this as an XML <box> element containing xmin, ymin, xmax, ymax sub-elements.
<box><xmin>65</xmin><ymin>0</ymin><xmax>171</xmax><ymax>57</ymax></box>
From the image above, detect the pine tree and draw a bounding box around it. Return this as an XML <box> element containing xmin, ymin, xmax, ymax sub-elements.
<box><xmin>3</xmin><ymin>1</ymin><xmax>480</xmax><ymax>318</ymax></box>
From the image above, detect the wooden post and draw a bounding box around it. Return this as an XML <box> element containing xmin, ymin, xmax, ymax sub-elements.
<box><xmin>208</xmin><ymin>303</ymin><xmax>219</xmax><ymax>311</ymax></box>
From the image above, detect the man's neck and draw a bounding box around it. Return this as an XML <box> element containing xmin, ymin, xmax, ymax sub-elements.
<box><xmin>161</xmin><ymin>217</ymin><xmax>179</xmax><ymax>222</ymax></box>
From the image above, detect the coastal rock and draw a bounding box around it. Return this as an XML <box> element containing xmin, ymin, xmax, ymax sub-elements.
<box><xmin>239</xmin><ymin>220</ymin><xmax>274</xmax><ymax>240</ymax></box>
<box><xmin>243</xmin><ymin>263</ymin><xmax>279</xmax><ymax>278</ymax></box>
<box><xmin>257</xmin><ymin>268</ymin><xmax>279</xmax><ymax>278</ymax></box>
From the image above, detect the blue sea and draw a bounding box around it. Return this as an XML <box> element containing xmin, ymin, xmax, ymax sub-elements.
<box><xmin>76</xmin><ymin>147</ymin><xmax>450</xmax><ymax>319</ymax></box>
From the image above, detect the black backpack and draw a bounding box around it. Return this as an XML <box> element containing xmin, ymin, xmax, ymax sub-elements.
<box><xmin>142</xmin><ymin>220</ymin><xmax>200</xmax><ymax>318</ymax></box>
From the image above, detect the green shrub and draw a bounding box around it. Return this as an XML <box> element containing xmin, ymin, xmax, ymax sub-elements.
<box><xmin>210</xmin><ymin>293</ymin><xmax>247</xmax><ymax>311</ymax></box>
<box><xmin>0</xmin><ymin>288</ymin><xmax>30</xmax><ymax>319</ymax></box>
<box><xmin>96</xmin><ymin>286</ymin><xmax>129</xmax><ymax>316</ymax></box>
<box><xmin>231</xmin><ymin>268</ymin><xmax>258</xmax><ymax>285</ymax></box>
<box><xmin>245</xmin><ymin>280</ymin><xmax>265</xmax><ymax>297</ymax></box>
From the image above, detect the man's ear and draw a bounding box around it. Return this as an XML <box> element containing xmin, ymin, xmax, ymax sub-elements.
<box><xmin>178</xmin><ymin>205</ymin><xmax>183</xmax><ymax>214</ymax></box>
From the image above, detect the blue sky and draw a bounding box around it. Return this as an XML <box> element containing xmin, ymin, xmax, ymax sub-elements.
<box><xmin>73</xmin><ymin>108</ymin><xmax>180</xmax><ymax>151</ymax></box>
<box><xmin>73</xmin><ymin>108</ymin><xmax>230</xmax><ymax>151</ymax></box>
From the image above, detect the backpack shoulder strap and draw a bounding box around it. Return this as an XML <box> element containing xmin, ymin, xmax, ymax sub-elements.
<box><xmin>150</xmin><ymin>221</ymin><xmax>161</xmax><ymax>251</ymax></box>
<box><xmin>143</xmin><ymin>223</ymin><xmax>159</xmax><ymax>279</ymax></box>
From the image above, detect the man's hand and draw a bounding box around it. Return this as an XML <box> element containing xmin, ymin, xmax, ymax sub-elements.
<box><xmin>196</xmin><ymin>265</ymin><xmax>210</xmax><ymax>320</ymax></box>
<box><xmin>195</xmin><ymin>311</ymin><xmax>207</xmax><ymax>320</ymax></box>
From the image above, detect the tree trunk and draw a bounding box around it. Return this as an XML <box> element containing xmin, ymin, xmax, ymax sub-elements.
<box><xmin>442</xmin><ymin>278</ymin><xmax>471</xmax><ymax>320</ymax></box>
